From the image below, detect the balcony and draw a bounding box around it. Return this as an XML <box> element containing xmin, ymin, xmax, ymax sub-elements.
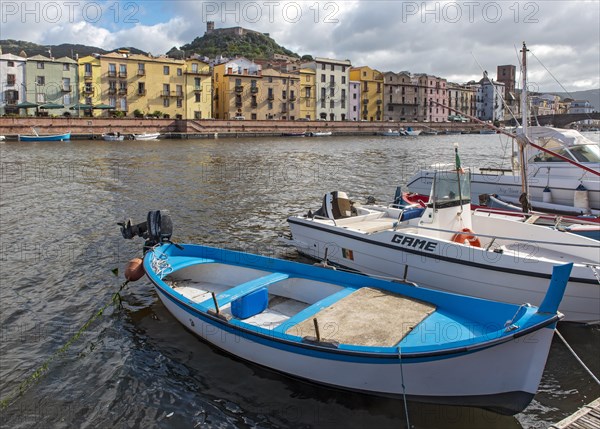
<box><xmin>108</xmin><ymin>88</ymin><xmax>117</xmax><ymax>95</ymax></box>
<box><xmin>108</xmin><ymin>71</ymin><xmax>117</xmax><ymax>78</ymax></box>
<box><xmin>289</xmin><ymin>95</ymin><xmax>296</xmax><ymax>101</ymax></box>
<box><xmin>84</xmin><ymin>73</ymin><xmax>93</xmax><ymax>80</ymax></box>
<box><xmin>61</xmin><ymin>87</ymin><xmax>71</xmax><ymax>93</ymax></box>
<box><xmin>250</xmin><ymin>87</ymin><xmax>259</xmax><ymax>94</ymax></box>
<box><xmin>118</xmin><ymin>88</ymin><xmax>128</xmax><ymax>95</ymax></box>
<box><xmin>118</xmin><ymin>72</ymin><xmax>127</xmax><ymax>78</ymax></box>
<box><xmin>137</xmin><ymin>89</ymin><xmax>147</xmax><ymax>96</ymax></box>
<box><xmin>194</xmin><ymin>87</ymin><xmax>202</xmax><ymax>92</ymax></box>
<box><xmin>235</xmin><ymin>85</ymin><xmax>244</xmax><ymax>93</ymax></box>
<box><xmin>185</xmin><ymin>69</ymin><xmax>211</xmax><ymax>75</ymax></box>
<box><xmin>376</xmin><ymin>99</ymin><xmax>382</xmax><ymax>104</ymax></box>
<box><xmin>267</xmin><ymin>93</ymin><xmax>274</xmax><ymax>100</ymax></box>
<box><xmin>137</xmin><ymin>69</ymin><xmax>145</xmax><ymax>76</ymax></box>
<box><xmin>82</xmin><ymin>87</ymin><xmax>94</xmax><ymax>94</ymax></box>
<box><xmin>235</xmin><ymin>101</ymin><xmax>243</xmax><ymax>108</ymax></box>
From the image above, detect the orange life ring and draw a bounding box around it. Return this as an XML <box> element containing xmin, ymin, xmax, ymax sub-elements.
<box><xmin>451</xmin><ymin>228</ymin><xmax>481</xmax><ymax>247</ymax></box>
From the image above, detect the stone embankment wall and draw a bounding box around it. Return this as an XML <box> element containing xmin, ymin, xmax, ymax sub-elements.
<box><xmin>0</xmin><ymin>117</ymin><xmax>484</xmax><ymax>139</ymax></box>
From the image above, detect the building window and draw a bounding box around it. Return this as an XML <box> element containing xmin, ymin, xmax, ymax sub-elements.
<box><xmin>36</xmin><ymin>76</ymin><xmax>45</xmax><ymax>85</ymax></box>
<box><xmin>177</xmin><ymin>68</ymin><xmax>182</xmax><ymax>76</ymax></box>
<box><xmin>305</xmin><ymin>87</ymin><xmax>311</xmax><ymax>98</ymax></box>
<box><xmin>163</xmin><ymin>66</ymin><xmax>170</xmax><ymax>75</ymax></box>
<box><xmin>163</xmin><ymin>98</ymin><xmax>170</xmax><ymax>107</ymax></box>
<box><xmin>63</xmin><ymin>63</ymin><xmax>69</xmax><ymax>71</ymax></box>
<box><xmin>176</xmin><ymin>99</ymin><xmax>182</xmax><ymax>108</ymax></box>
<box><xmin>195</xmin><ymin>93</ymin><xmax>201</xmax><ymax>102</ymax></box>
<box><xmin>330</xmin><ymin>64</ymin><xmax>334</xmax><ymax>71</ymax></box>
<box><xmin>321</xmin><ymin>74</ymin><xmax>326</xmax><ymax>82</ymax></box>
<box><xmin>321</xmin><ymin>63</ymin><xmax>326</xmax><ymax>70</ymax></box>
<box><xmin>7</xmin><ymin>61</ymin><xmax>14</xmax><ymax>67</ymax></box>
<box><xmin>342</xmin><ymin>76</ymin><xmax>346</xmax><ymax>84</ymax></box>
<box><xmin>7</xmin><ymin>74</ymin><xmax>15</xmax><ymax>85</ymax></box>
<box><xmin>37</xmin><ymin>62</ymin><xmax>44</xmax><ymax>69</ymax></box>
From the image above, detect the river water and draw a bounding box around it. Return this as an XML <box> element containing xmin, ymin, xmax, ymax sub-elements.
<box><xmin>1</xmin><ymin>133</ymin><xmax>598</xmax><ymax>428</ymax></box>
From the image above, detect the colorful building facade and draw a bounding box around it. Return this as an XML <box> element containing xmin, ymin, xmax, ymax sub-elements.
<box><xmin>349</xmin><ymin>66</ymin><xmax>383</xmax><ymax>121</ymax></box>
<box><xmin>24</xmin><ymin>54</ymin><xmax>78</xmax><ymax>117</ymax></box>
<box><xmin>0</xmin><ymin>53</ymin><xmax>27</xmax><ymax>115</ymax></box>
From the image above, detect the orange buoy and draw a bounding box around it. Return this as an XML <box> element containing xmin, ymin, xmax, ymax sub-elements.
<box><xmin>125</xmin><ymin>258</ymin><xmax>145</xmax><ymax>281</ymax></box>
<box><xmin>451</xmin><ymin>228</ymin><xmax>482</xmax><ymax>248</ymax></box>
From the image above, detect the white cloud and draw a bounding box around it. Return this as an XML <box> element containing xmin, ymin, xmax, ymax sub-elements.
<box><xmin>1</xmin><ymin>0</ymin><xmax>598</xmax><ymax>91</ymax></box>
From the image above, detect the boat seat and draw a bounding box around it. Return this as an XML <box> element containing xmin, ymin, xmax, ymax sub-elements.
<box><xmin>202</xmin><ymin>272</ymin><xmax>289</xmax><ymax>308</ymax></box>
<box><xmin>331</xmin><ymin>193</ymin><xmax>353</xmax><ymax>219</ymax></box>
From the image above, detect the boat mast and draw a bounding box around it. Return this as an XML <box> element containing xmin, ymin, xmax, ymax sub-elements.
<box><xmin>519</xmin><ymin>42</ymin><xmax>530</xmax><ymax>196</ymax></box>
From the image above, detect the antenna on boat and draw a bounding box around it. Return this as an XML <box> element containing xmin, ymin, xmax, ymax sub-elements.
<box><xmin>454</xmin><ymin>143</ymin><xmax>464</xmax><ymax>215</ymax></box>
<box><xmin>519</xmin><ymin>42</ymin><xmax>531</xmax><ymax>200</ymax></box>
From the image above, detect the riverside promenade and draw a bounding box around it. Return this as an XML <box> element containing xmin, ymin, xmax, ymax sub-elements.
<box><xmin>0</xmin><ymin>117</ymin><xmax>491</xmax><ymax>140</ymax></box>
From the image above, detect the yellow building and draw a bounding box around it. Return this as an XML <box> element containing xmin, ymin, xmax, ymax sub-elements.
<box><xmin>299</xmin><ymin>68</ymin><xmax>316</xmax><ymax>120</ymax></box>
<box><xmin>350</xmin><ymin>66</ymin><xmax>383</xmax><ymax>121</ymax></box>
<box><xmin>213</xmin><ymin>57</ymin><xmax>262</xmax><ymax>120</ymax></box>
<box><xmin>77</xmin><ymin>55</ymin><xmax>102</xmax><ymax>116</ymax></box>
<box><xmin>184</xmin><ymin>58</ymin><xmax>212</xmax><ymax>119</ymax></box>
<box><xmin>260</xmin><ymin>67</ymin><xmax>301</xmax><ymax>120</ymax></box>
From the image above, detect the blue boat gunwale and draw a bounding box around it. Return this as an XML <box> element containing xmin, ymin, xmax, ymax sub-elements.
<box><xmin>287</xmin><ymin>217</ymin><xmax>598</xmax><ymax>285</ymax></box>
<box><xmin>143</xmin><ymin>243</ymin><xmax>561</xmax><ymax>360</ymax></box>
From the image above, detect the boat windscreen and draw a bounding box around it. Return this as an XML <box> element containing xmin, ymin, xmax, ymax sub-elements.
<box><xmin>431</xmin><ymin>171</ymin><xmax>471</xmax><ymax>208</ymax></box>
<box><xmin>530</xmin><ymin>144</ymin><xmax>600</xmax><ymax>163</ymax></box>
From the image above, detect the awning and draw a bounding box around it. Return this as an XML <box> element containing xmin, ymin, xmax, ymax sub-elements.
<box><xmin>69</xmin><ymin>103</ymin><xmax>93</xmax><ymax>110</ymax></box>
<box><xmin>15</xmin><ymin>101</ymin><xmax>39</xmax><ymax>109</ymax></box>
<box><xmin>93</xmin><ymin>104</ymin><xmax>115</xmax><ymax>110</ymax></box>
<box><xmin>39</xmin><ymin>103</ymin><xmax>64</xmax><ymax>109</ymax></box>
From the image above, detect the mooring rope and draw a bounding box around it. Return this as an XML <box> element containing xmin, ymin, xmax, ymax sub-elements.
<box><xmin>556</xmin><ymin>329</ymin><xmax>600</xmax><ymax>386</ymax></box>
<box><xmin>0</xmin><ymin>279</ymin><xmax>130</xmax><ymax>411</ymax></box>
<box><xmin>398</xmin><ymin>345</ymin><xmax>411</xmax><ymax>429</ymax></box>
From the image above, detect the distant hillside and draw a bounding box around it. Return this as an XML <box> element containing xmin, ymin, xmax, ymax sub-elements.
<box><xmin>551</xmin><ymin>89</ymin><xmax>600</xmax><ymax>111</ymax></box>
<box><xmin>0</xmin><ymin>39</ymin><xmax>146</xmax><ymax>59</ymax></box>
<box><xmin>167</xmin><ymin>29</ymin><xmax>299</xmax><ymax>60</ymax></box>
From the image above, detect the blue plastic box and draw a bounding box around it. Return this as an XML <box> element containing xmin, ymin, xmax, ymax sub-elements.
<box><xmin>231</xmin><ymin>287</ymin><xmax>268</xmax><ymax>319</ymax></box>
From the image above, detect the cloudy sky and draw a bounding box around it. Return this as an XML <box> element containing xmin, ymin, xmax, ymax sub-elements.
<box><xmin>1</xmin><ymin>0</ymin><xmax>598</xmax><ymax>91</ymax></box>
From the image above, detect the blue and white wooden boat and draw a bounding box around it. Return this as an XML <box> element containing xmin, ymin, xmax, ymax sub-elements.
<box><xmin>18</xmin><ymin>132</ymin><xmax>70</xmax><ymax>142</ymax></box>
<box><xmin>143</xmin><ymin>241</ymin><xmax>569</xmax><ymax>415</ymax></box>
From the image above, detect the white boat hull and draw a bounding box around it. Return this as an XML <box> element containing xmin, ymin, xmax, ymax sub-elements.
<box><xmin>287</xmin><ymin>218</ymin><xmax>600</xmax><ymax>323</ymax></box>
<box><xmin>154</xmin><ymin>283</ymin><xmax>555</xmax><ymax>414</ymax></box>
<box><xmin>408</xmin><ymin>168</ymin><xmax>600</xmax><ymax>214</ymax></box>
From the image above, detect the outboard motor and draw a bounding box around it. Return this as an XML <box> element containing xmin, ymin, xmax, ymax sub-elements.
<box><xmin>119</xmin><ymin>210</ymin><xmax>174</xmax><ymax>250</ymax></box>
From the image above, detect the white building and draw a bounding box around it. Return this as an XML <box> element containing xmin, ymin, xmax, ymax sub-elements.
<box><xmin>0</xmin><ymin>53</ymin><xmax>27</xmax><ymax>115</ymax></box>
<box><xmin>348</xmin><ymin>81</ymin><xmax>360</xmax><ymax>121</ymax></box>
<box><xmin>479</xmin><ymin>72</ymin><xmax>505</xmax><ymax>122</ymax></box>
<box><xmin>568</xmin><ymin>100</ymin><xmax>594</xmax><ymax>125</ymax></box>
<box><xmin>302</xmin><ymin>57</ymin><xmax>351</xmax><ymax>121</ymax></box>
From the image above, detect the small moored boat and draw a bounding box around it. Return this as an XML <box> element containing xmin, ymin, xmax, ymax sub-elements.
<box><xmin>18</xmin><ymin>131</ymin><xmax>71</xmax><ymax>141</ymax></box>
<box><xmin>129</xmin><ymin>210</ymin><xmax>569</xmax><ymax>415</ymax></box>
<box><xmin>132</xmin><ymin>132</ymin><xmax>160</xmax><ymax>141</ymax></box>
<box><xmin>102</xmin><ymin>132</ymin><xmax>124</xmax><ymax>141</ymax></box>
<box><xmin>308</xmin><ymin>131</ymin><xmax>332</xmax><ymax>137</ymax></box>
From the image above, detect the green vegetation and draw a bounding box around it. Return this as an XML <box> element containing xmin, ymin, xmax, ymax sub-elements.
<box><xmin>0</xmin><ymin>39</ymin><xmax>146</xmax><ymax>58</ymax></box>
<box><xmin>168</xmin><ymin>31</ymin><xmax>300</xmax><ymax>60</ymax></box>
